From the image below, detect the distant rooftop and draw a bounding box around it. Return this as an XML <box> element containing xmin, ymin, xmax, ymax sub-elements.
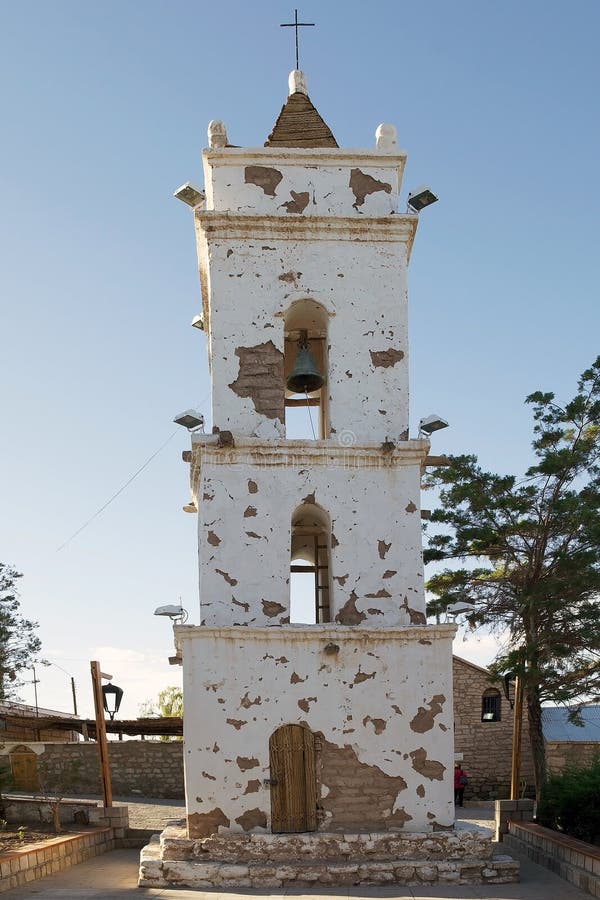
<box><xmin>542</xmin><ymin>705</ymin><xmax>600</xmax><ymax>742</ymax></box>
<box><xmin>265</xmin><ymin>70</ymin><xmax>338</xmax><ymax>149</ymax></box>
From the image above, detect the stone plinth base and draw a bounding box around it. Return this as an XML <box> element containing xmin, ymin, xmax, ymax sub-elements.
<box><xmin>139</xmin><ymin>826</ymin><xmax>519</xmax><ymax>888</ymax></box>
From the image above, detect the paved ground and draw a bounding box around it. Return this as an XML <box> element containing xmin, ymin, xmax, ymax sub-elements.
<box><xmin>3</xmin><ymin>801</ymin><xmax>590</xmax><ymax>898</ymax></box>
<box><xmin>0</xmin><ymin>846</ymin><xmax>593</xmax><ymax>899</ymax></box>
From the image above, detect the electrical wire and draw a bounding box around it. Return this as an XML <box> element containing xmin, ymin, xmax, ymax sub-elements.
<box><xmin>56</xmin><ymin>429</ymin><xmax>179</xmax><ymax>552</ymax></box>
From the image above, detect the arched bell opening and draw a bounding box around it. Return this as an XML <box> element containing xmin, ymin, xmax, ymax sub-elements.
<box><xmin>284</xmin><ymin>299</ymin><xmax>329</xmax><ymax>440</ymax></box>
<box><xmin>290</xmin><ymin>502</ymin><xmax>331</xmax><ymax>624</ymax></box>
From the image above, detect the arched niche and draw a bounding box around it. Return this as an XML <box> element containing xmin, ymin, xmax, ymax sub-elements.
<box><xmin>283</xmin><ymin>299</ymin><xmax>329</xmax><ymax>439</ymax></box>
<box><xmin>290</xmin><ymin>501</ymin><xmax>331</xmax><ymax>624</ymax></box>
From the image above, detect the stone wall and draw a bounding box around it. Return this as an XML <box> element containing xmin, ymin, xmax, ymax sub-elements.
<box><xmin>0</xmin><ymin>741</ymin><xmax>184</xmax><ymax>799</ymax></box>
<box><xmin>452</xmin><ymin>657</ymin><xmax>534</xmax><ymax>799</ymax></box>
<box><xmin>546</xmin><ymin>741</ymin><xmax>600</xmax><ymax>773</ymax></box>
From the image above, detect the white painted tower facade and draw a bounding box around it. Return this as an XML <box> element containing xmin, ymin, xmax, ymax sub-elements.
<box><xmin>177</xmin><ymin>72</ymin><xmax>456</xmax><ymax>840</ymax></box>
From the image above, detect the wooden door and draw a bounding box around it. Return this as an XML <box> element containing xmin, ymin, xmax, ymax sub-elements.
<box><xmin>269</xmin><ymin>724</ymin><xmax>317</xmax><ymax>833</ymax></box>
<box><xmin>9</xmin><ymin>748</ymin><xmax>40</xmax><ymax>792</ymax></box>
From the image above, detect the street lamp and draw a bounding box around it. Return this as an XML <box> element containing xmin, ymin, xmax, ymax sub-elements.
<box><xmin>101</xmin><ymin>682</ymin><xmax>124</xmax><ymax>721</ymax></box>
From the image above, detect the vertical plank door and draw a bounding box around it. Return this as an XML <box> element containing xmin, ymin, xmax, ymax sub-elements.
<box><xmin>269</xmin><ymin>724</ymin><xmax>317</xmax><ymax>833</ymax></box>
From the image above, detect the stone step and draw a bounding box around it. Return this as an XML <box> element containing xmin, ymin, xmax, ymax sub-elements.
<box><xmin>138</xmin><ymin>842</ymin><xmax>519</xmax><ymax>889</ymax></box>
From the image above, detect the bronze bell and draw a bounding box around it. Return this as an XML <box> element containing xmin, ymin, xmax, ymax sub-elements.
<box><xmin>286</xmin><ymin>335</ymin><xmax>325</xmax><ymax>394</ymax></box>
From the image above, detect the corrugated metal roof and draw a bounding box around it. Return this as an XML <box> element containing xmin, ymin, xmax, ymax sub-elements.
<box><xmin>542</xmin><ymin>705</ymin><xmax>600</xmax><ymax>742</ymax></box>
<box><xmin>265</xmin><ymin>92</ymin><xmax>338</xmax><ymax>148</ymax></box>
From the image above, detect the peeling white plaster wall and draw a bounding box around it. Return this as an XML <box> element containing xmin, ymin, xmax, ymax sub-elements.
<box><xmin>196</xmin><ymin>145</ymin><xmax>414</xmax><ymax>444</ymax></box>
<box><xmin>202</xmin><ymin>149</ymin><xmax>406</xmax><ymax>218</ymax></box>
<box><xmin>197</xmin><ymin>226</ymin><xmax>412</xmax><ymax>443</ymax></box>
<box><xmin>178</xmin><ymin>625</ymin><xmax>456</xmax><ymax>834</ymax></box>
<box><xmin>194</xmin><ymin>438</ymin><xmax>427</xmax><ymax>628</ymax></box>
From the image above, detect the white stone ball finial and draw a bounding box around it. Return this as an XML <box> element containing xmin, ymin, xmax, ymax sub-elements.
<box><xmin>289</xmin><ymin>70</ymin><xmax>308</xmax><ymax>96</ymax></box>
<box><xmin>208</xmin><ymin>120</ymin><xmax>228</xmax><ymax>149</ymax></box>
<box><xmin>375</xmin><ymin>123</ymin><xmax>398</xmax><ymax>152</ymax></box>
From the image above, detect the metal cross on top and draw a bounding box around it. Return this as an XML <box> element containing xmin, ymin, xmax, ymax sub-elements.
<box><xmin>280</xmin><ymin>9</ymin><xmax>315</xmax><ymax>71</ymax></box>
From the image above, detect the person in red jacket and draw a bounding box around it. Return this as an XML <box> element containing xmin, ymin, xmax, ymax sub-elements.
<box><xmin>454</xmin><ymin>762</ymin><xmax>468</xmax><ymax>807</ymax></box>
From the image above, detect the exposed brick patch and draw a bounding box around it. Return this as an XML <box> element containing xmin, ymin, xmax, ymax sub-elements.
<box><xmin>335</xmin><ymin>591</ymin><xmax>366</xmax><ymax>625</ymax></box>
<box><xmin>370</xmin><ymin>348</ymin><xmax>405</xmax><ymax>368</ymax></box>
<box><xmin>244</xmin><ymin>165</ymin><xmax>282</xmax><ymax>196</ymax></box>
<box><xmin>319</xmin><ymin>738</ymin><xmax>407</xmax><ymax>830</ymax></box>
<box><xmin>378</xmin><ymin>540</ymin><xmax>391</xmax><ymax>559</ymax></box>
<box><xmin>243</xmin><ymin>779</ymin><xmax>261</xmax><ymax>794</ymax></box>
<box><xmin>410</xmin><ymin>695</ymin><xmax>446</xmax><ymax>734</ymax></box>
<box><xmin>349</xmin><ymin>168</ymin><xmax>392</xmax><ymax>209</ymax></box>
<box><xmin>262</xmin><ymin>600</ymin><xmax>286</xmax><ymax>618</ymax></box>
<box><xmin>410</xmin><ymin>747</ymin><xmax>445</xmax><ymax>781</ymax></box>
<box><xmin>401</xmin><ymin>596</ymin><xmax>426</xmax><ymax>625</ymax></box>
<box><xmin>229</xmin><ymin>341</ymin><xmax>284</xmax><ymax>421</ymax></box>
<box><xmin>235</xmin><ymin>808</ymin><xmax>267</xmax><ymax>830</ymax></box>
<box><xmin>236</xmin><ymin>756</ymin><xmax>259</xmax><ymax>771</ymax></box>
<box><xmin>281</xmin><ymin>190</ymin><xmax>310</xmax><ymax>214</ymax></box>
<box><xmin>187</xmin><ymin>807</ymin><xmax>230</xmax><ymax>839</ymax></box>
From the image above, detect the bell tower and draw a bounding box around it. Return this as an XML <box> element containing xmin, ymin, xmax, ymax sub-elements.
<box><xmin>139</xmin><ymin>67</ymin><xmax>515</xmax><ymax>890</ymax></box>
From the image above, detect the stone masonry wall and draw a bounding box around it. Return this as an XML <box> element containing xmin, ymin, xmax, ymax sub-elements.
<box><xmin>453</xmin><ymin>657</ymin><xmax>534</xmax><ymax>799</ymax></box>
<box><xmin>546</xmin><ymin>741</ymin><xmax>600</xmax><ymax>773</ymax></box>
<box><xmin>0</xmin><ymin>741</ymin><xmax>184</xmax><ymax>799</ymax></box>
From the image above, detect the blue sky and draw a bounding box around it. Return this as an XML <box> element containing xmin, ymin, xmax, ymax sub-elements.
<box><xmin>1</xmin><ymin>1</ymin><xmax>599</xmax><ymax>718</ymax></box>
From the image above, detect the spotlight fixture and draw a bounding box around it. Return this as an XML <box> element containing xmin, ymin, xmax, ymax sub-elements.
<box><xmin>154</xmin><ymin>604</ymin><xmax>189</xmax><ymax>624</ymax></box>
<box><xmin>418</xmin><ymin>414</ymin><xmax>449</xmax><ymax>437</ymax></box>
<box><xmin>407</xmin><ymin>185</ymin><xmax>438</xmax><ymax>213</ymax></box>
<box><xmin>173</xmin><ymin>182</ymin><xmax>205</xmax><ymax>208</ymax></box>
<box><xmin>191</xmin><ymin>315</ymin><xmax>204</xmax><ymax>330</ymax></box>
<box><xmin>182</xmin><ymin>501</ymin><xmax>198</xmax><ymax>514</ymax></box>
<box><xmin>173</xmin><ymin>409</ymin><xmax>205</xmax><ymax>431</ymax></box>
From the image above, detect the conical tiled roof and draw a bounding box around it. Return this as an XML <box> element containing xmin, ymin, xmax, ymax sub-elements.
<box><xmin>265</xmin><ymin>72</ymin><xmax>338</xmax><ymax>149</ymax></box>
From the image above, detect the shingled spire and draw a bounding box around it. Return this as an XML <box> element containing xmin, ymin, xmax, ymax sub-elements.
<box><xmin>265</xmin><ymin>70</ymin><xmax>338</xmax><ymax>149</ymax></box>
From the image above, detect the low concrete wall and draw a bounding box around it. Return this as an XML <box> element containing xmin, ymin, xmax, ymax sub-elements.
<box><xmin>3</xmin><ymin>796</ymin><xmax>97</xmax><ymax>826</ymax></box>
<box><xmin>505</xmin><ymin>821</ymin><xmax>600</xmax><ymax>898</ymax></box>
<box><xmin>494</xmin><ymin>798</ymin><xmax>535</xmax><ymax>842</ymax></box>
<box><xmin>0</xmin><ymin>828</ymin><xmax>114</xmax><ymax>893</ymax></box>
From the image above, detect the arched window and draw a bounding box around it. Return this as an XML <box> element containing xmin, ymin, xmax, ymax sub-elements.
<box><xmin>290</xmin><ymin>503</ymin><xmax>331</xmax><ymax>623</ymax></box>
<box><xmin>482</xmin><ymin>688</ymin><xmax>501</xmax><ymax>722</ymax></box>
<box><xmin>284</xmin><ymin>300</ymin><xmax>328</xmax><ymax>440</ymax></box>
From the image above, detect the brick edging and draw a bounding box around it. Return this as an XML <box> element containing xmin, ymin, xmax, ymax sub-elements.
<box><xmin>506</xmin><ymin>821</ymin><xmax>600</xmax><ymax>898</ymax></box>
<box><xmin>0</xmin><ymin>827</ymin><xmax>113</xmax><ymax>893</ymax></box>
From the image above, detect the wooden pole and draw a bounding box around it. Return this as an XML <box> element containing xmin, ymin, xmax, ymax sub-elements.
<box><xmin>71</xmin><ymin>676</ymin><xmax>78</xmax><ymax>716</ymax></box>
<box><xmin>510</xmin><ymin>676</ymin><xmax>524</xmax><ymax>800</ymax></box>
<box><xmin>90</xmin><ymin>661</ymin><xmax>112</xmax><ymax>807</ymax></box>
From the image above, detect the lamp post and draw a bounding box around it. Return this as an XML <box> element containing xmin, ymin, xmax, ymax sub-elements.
<box><xmin>101</xmin><ymin>682</ymin><xmax>124</xmax><ymax>721</ymax></box>
<box><xmin>503</xmin><ymin>672</ymin><xmax>524</xmax><ymax>800</ymax></box>
<box><xmin>90</xmin><ymin>661</ymin><xmax>123</xmax><ymax>808</ymax></box>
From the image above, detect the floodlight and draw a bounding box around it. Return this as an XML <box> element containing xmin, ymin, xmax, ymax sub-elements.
<box><xmin>154</xmin><ymin>604</ymin><xmax>189</xmax><ymax>623</ymax></box>
<box><xmin>419</xmin><ymin>414</ymin><xmax>449</xmax><ymax>437</ymax></box>
<box><xmin>173</xmin><ymin>182</ymin><xmax>205</xmax><ymax>208</ymax></box>
<box><xmin>407</xmin><ymin>185</ymin><xmax>438</xmax><ymax>212</ymax></box>
<box><xmin>182</xmin><ymin>501</ymin><xmax>198</xmax><ymax>514</ymax></box>
<box><xmin>191</xmin><ymin>315</ymin><xmax>204</xmax><ymax>330</ymax></box>
<box><xmin>446</xmin><ymin>602</ymin><xmax>473</xmax><ymax>616</ymax></box>
<box><xmin>173</xmin><ymin>409</ymin><xmax>205</xmax><ymax>431</ymax></box>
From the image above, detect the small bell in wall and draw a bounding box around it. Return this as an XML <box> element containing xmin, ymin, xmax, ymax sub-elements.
<box><xmin>286</xmin><ymin>331</ymin><xmax>325</xmax><ymax>394</ymax></box>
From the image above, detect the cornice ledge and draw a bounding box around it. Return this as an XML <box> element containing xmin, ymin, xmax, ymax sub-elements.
<box><xmin>175</xmin><ymin>623</ymin><xmax>456</xmax><ymax>642</ymax></box>
<box><xmin>202</xmin><ymin>147</ymin><xmax>408</xmax><ymax>167</ymax></box>
<box><xmin>191</xmin><ymin>435</ymin><xmax>429</xmax><ymax>464</ymax></box>
<box><xmin>195</xmin><ymin>211</ymin><xmax>418</xmax><ymax>244</ymax></box>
